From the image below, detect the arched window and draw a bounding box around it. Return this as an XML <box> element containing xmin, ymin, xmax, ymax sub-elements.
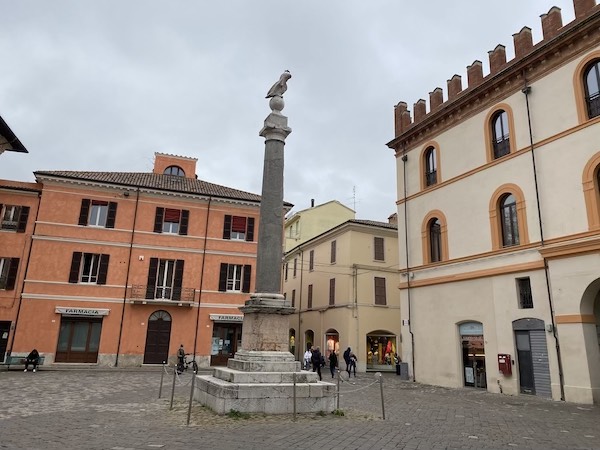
<box><xmin>492</xmin><ymin>110</ymin><xmax>510</xmax><ymax>159</ymax></box>
<box><xmin>424</xmin><ymin>147</ymin><xmax>437</xmax><ymax>187</ymax></box>
<box><xmin>429</xmin><ymin>218</ymin><xmax>442</xmax><ymax>262</ymax></box>
<box><xmin>421</xmin><ymin>210</ymin><xmax>448</xmax><ymax>264</ymax></box>
<box><xmin>500</xmin><ymin>194</ymin><xmax>519</xmax><ymax>247</ymax></box>
<box><xmin>584</xmin><ymin>60</ymin><xmax>600</xmax><ymax>119</ymax></box>
<box><xmin>164</xmin><ymin>165</ymin><xmax>185</xmax><ymax>177</ymax></box>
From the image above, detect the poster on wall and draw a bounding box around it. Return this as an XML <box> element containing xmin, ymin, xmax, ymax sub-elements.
<box><xmin>465</xmin><ymin>367</ymin><xmax>474</xmax><ymax>384</ymax></box>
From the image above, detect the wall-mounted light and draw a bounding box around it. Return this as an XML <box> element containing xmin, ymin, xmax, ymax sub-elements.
<box><xmin>138</xmin><ymin>255</ymin><xmax>144</xmax><ymax>261</ymax></box>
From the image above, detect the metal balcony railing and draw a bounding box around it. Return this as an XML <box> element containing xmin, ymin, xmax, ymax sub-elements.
<box><xmin>129</xmin><ymin>285</ymin><xmax>196</xmax><ymax>303</ymax></box>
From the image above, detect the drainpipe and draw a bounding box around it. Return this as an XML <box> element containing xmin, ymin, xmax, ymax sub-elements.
<box><xmin>297</xmin><ymin>249</ymin><xmax>304</xmax><ymax>360</ymax></box>
<box><xmin>115</xmin><ymin>187</ymin><xmax>140</xmax><ymax>367</ymax></box>
<box><xmin>192</xmin><ymin>196</ymin><xmax>212</xmax><ymax>360</ymax></box>
<box><xmin>401</xmin><ymin>151</ymin><xmax>415</xmax><ymax>381</ymax></box>
<box><xmin>522</xmin><ymin>77</ymin><xmax>565</xmax><ymax>401</ymax></box>
<box><xmin>7</xmin><ymin>190</ymin><xmax>42</xmax><ymax>367</ymax></box>
<box><xmin>352</xmin><ymin>264</ymin><xmax>359</xmax><ymax>358</ymax></box>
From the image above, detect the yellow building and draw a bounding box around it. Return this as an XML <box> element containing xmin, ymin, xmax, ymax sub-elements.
<box><xmin>388</xmin><ymin>1</ymin><xmax>600</xmax><ymax>403</ymax></box>
<box><xmin>284</xmin><ymin>217</ymin><xmax>400</xmax><ymax>373</ymax></box>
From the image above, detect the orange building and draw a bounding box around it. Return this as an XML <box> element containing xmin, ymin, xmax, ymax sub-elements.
<box><xmin>1</xmin><ymin>152</ymin><xmax>281</xmax><ymax>368</ymax></box>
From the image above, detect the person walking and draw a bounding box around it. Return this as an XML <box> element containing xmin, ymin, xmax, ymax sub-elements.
<box><xmin>329</xmin><ymin>350</ymin><xmax>338</xmax><ymax>378</ymax></box>
<box><xmin>311</xmin><ymin>346</ymin><xmax>323</xmax><ymax>381</ymax></box>
<box><xmin>343</xmin><ymin>347</ymin><xmax>351</xmax><ymax>375</ymax></box>
<box><xmin>303</xmin><ymin>347</ymin><xmax>312</xmax><ymax>371</ymax></box>
<box><xmin>348</xmin><ymin>351</ymin><xmax>357</xmax><ymax>377</ymax></box>
<box><xmin>177</xmin><ymin>344</ymin><xmax>185</xmax><ymax>374</ymax></box>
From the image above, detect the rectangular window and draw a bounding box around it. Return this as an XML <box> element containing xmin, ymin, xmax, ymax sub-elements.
<box><xmin>223</xmin><ymin>215</ymin><xmax>255</xmax><ymax>241</ymax></box>
<box><xmin>309</xmin><ymin>250</ymin><xmax>314</xmax><ymax>271</ymax></box>
<box><xmin>517</xmin><ymin>277</ymin><xmax>533</xmax><ymax>309</ymax></box>
<box><xmin>284</xmin><ymin>262</ymin><xmax>289</xmax><ymax>281</ymax></box>
<box><xmin>78</xmin><ymin>199</ymin><xmax>117</xmax><ymax>228</ymax></box>
<box><xmin>292</xmin><ymin>289</ymin><xmax>296</xmax><ymax>308</ymax></box>
<box><xmin>218</xmin><ymin>263</ymin><xmax>251</xmax><ymax>293</ymax></box>
<box><xmin>293</xmin><ymin>258</ymin><xmax>297</xmax><ymax>278</ymax></box>
<box><xmin>307</xmin><ymin>284</ymin><xmax>313</xmax><ymax>310</ymax></box>
<box><xmin>145</xmin><ymin>258</ymin><xmax>185</xmax><ymax>300</ymax></box>
<box><xmin>329</xmin><ymin>278</ymin><xmax>335</xmax><ymax>306</ymax></box>
<box><xmin>374</xmin><ymin>237</ymin><xmax>385</xmax><ymax>261</ymax></box>
<box><xmin>153</xmin><ymin>207</ymin><xmax>189</xmax><ymax>235</ymax></box>
<box><xmin>330</xmin><ymin>241</ymin><xmax>336</xmax><ymax>264</ymax></box>
<box><xmin>0</xmin><ymin>257</ymin><xmax>19</xmax><ymax>290</ymax></box>
<box><xmin>1</xmin><ymin>204</ymin><xmax>29</xmax><ymax>232</ymax></box>
<box><xmin>68</xmin><ymin>252</ymin><xmax>109</xmax><ymax>285</ymax></box>
<box><xmin>374</xmin><ymin>277</ymin><xmax>387</xmax><ymax>305</ymax></box>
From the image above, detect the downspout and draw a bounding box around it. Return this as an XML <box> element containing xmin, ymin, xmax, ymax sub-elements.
<box><xmin>353</xmin><ymin>264</ymin><xmax>359</xmax><ymax>357</ymax></box>
<box><xmin>297</xmin><ymin>249</ymin><xmax>304</xmax><ymax>360</ymax></box>
<box><xmin>522</xmin><ymin>77</ymin><xmax>565</xmax><ymax>401</ymax></box>
<box><xmin>401</xmin><ymin>151</ymin><xmax>415</xmax><ymax>381</ymax></box>
<box><xmin>115</xmin><ymin>187</ymin><xmax>140</xmax><ymax>367</ymax></box>
<box><xmin>7</xmin><ymin>191</ymin><xmax>41</xmax><ymax>367</ymax></box>
<box><xmin>192</xmin><ymin>196</ymin><xmax>212</xmax><ymax>360</ymax></box>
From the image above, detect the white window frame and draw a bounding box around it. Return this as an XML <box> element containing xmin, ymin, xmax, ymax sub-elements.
<box><xmin>156</xmin><ymin>259</ymin><xmax>176</xmax><ymax>299</ymax></box>
<box><xmin>1</xmin><ymin>205</ymin><xmax>20</xmax><ymax>230</ymax></box>
<box><xmin>89</xmin><ymin>203</ymin><xmax>108</xmax><ymax>227</ymax></box>
<box><xmin>0</xmin><ymin>258</ymin><xmax>9</xmax><ymax>289</ymax></box>
<box><xmin>80</xmin><ymin>253</ymin><xmax>101</xmax><ymax>283</ymax></box>
<box><xmin>226</xmin><ymin>264</ymin><xmax>243</xmax><ymax>292</ymax></box>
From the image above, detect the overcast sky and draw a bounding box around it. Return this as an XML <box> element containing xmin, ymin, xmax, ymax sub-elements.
<box><xmin>0</xmin><ymin>1</ymin><xmax>578</xmax><ymax>221</ymax></box>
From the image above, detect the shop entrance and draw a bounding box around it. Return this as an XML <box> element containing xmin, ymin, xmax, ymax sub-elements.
<box><xmin>55</xmin><ymin>317</ymin><xmax>102</xmax><ymax>363</ymax></box>
<box><xmin>366</xmin><ymin>330</ymin><xmax>397</xmax><ymax>371</ymax></box>
<box><xmin>460</xmin><ymin>322</ymin><xmax>486</xmax><ymax>388</ymax></box>
<box><xmin>210</xmin><ymin>323</ymin><xmax>242</xmax><ymax>366</ymax></box>
<box><xmin>0</xmin><ymin>321</ymin><xmax>10</xmax><ymax>362</ymax></box>
<box><xmin>513</xmin><ymin>318</ymin><xmax>551</xmax><ymax>398</ymax></box>
<box><xmin>143</xmin><ymin>310</ymin><xmax>172</xmax><ymax>364</ymax></box>
<box><xmin>325</xmin><ymin>329</ymin><xmax>339</xmax><ymax>361</ymax></box>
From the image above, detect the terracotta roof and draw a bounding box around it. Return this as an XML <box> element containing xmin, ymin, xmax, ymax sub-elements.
<box><xmin>350</xmin><ymin>219</ymin><xmax>398</xmax><ymax>230</ymax></box>
<box><xmin>34</xmin><ymin>170</ymin><xmax>288</xmax><ymax>205</ymax></box>
<box><xmin>0</xmin><ymin>115</ymin><xmax>27</xmax><ymax>153</ymax></box>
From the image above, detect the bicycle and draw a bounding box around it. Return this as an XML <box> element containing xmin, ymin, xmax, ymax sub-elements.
<box><xmin>176</xmin><ymin>353</ymin><xmax>199</xmax><ymax>374</ymax></box>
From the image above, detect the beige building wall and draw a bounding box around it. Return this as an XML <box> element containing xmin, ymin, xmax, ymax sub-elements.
<box><xmin>390</xmin><ymin>3</ymin><xmax>600</xmax><ymax>404</ymax></box>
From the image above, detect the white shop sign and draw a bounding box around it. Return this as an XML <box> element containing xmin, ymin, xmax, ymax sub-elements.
<box><xmin>55</xmin><ymin>307</ymin><xmax>110</xmax><ymax>317</ymax></box>
<box><xmin>209</xmin><ymin>314</ymin><xmax>243</xmax><ymax>323</ymax></box>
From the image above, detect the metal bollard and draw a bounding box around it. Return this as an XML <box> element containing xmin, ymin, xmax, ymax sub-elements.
<box><xmin>336</xmin><ymin>368</ymin><xmax>340</xmax><ymax>410</ymax></box>
<box><xmin>158</xmin><ymin>361</ymin><xmax>165</xmax><ymax>399</ymax></box>
<box><xmin>377</xmin><ymin>372</ymin><xmax>385</xmax><ymax>420</ymax></box>
<box><xmin>186</xmin><ymin>371</ymin><xmax>196</xmax><ymax>426</ymax></box>
<box><xmin>293</xmin><ymin>371</ymin><xmax>297</xmax><ymax>421</ymax></box>
<box><xmin>169</xmin><ymin>364</ymin><xmax>177</xmax><ymax>411</ymax></box>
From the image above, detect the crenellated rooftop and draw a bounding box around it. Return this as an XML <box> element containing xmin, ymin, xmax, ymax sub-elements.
<box><xmin>392</xmin><ymin>0</ymin><xmax>599</xmax><ymax>140</ymax></box>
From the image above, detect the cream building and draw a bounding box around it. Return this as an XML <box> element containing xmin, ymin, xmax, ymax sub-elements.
<box><xmin>284</xmin><ymin>218</ymin><xmax>400</xmax><ymax>373</ymax></box>
<box><xmin>284</xmin><ymin>200</ymin><xmax>355</xmax><ymax>252</ymax></box>
<box><xmin>387</xmin><ymin>1</ymin><xmax>600</xmax><ymax>403</ymax></box>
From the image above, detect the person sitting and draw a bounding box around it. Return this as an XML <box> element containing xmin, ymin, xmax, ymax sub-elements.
<box><xmin>24</xmin><ymin>349</ymin><xmax>40</xmax><ymax>373</ymax></box>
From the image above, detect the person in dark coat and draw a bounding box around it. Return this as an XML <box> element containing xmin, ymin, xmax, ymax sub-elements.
<box><xmin>24</xmin><ymin>349</ymin><xmax>40</xmax><ymax>372</ymax></box>
<box><xmin>329</xmin><ymin>351</ymin><xmax>338</xmax><ymax>378</ymax></box>
<box><xmin>343</xmin><ymin>347</ymin><xmax>351</xmax><ymax>374</ymax></box>
<box><xmin>311</xmin><ymin>346</ymin><xmax>323</xmax><ymax>381</ymax></box>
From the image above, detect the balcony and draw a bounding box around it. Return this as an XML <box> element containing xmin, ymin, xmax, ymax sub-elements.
<box><xmin>128</xmin><ymin>284</ymin><xmax>195</xmax><ymax>307</ymax></box>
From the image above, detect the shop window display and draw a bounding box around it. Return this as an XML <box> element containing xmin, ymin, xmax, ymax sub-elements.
<box><xmin>366</xmin><ymin>333</ymin><xmax>397</xmax><ymax>371</ymax></box>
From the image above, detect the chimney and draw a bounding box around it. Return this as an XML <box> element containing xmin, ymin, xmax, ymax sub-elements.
<box><xmin>467</xmin><ymin>60</ymin><xmax>483</xmax><ymax>88</ymax></box>
<box><xmin>574</xmin><ymin>0</ymin><xmax>596</xmax><ymax>20</ymax></box>
<box><xmin>394</xmin><ymin>102</ymin><xmax>407</xmax><ymax>135</ymax></box>
<box><xmin>429</xmin><ymin>88</ymin><xmax>443</xmax><ymax>111</ymax></box>
<box><xmin>541</xmin><ymin>7</ymin><xmax>563</xmax><ymax>40</ymax></box>
<box><xmin>488</xmin><ymin>44</ymin><xmax>507</xmax><ymax>75</ymax></box>
<box><xmin>388</xmin><ymin>213</ymin><xmax>398</xmax><ymax>225</ymax></box>
<box><xmin>401</xmin><ymin>109</ymin><xmax>412</xmax><ymax>130</ymax></box>
<box><xmin>513</xmin><ymin>27</ymin><xmax>533</xmax><ymax>59</ymax></box>
<box><xmin>413</xmin><ymin>99</ymin><xmax>427</xmax><ymax>123</ymax></box>
<box><xmin>447</xmin><ymin>75</ymin><xmax>462</xmax><ymax>100</ymax></box>
<box><xmin>311</xmin><ymin>199</ymin><xmax>315</xmax><ymax>208</ymax></box>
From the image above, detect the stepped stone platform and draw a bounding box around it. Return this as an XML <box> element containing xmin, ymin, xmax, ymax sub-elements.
<box><xmin>194</xmin><ymin>350</ymin><xmax>336</xmax><ymax>414</ymax></box>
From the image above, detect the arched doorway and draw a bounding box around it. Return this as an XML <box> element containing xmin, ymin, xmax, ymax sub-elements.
<box><xmin>325</xmin><ymin>328</ymin><xmax>339</xmax><ymax>360</ymax></box>
<box><xmin>512</xmin><ymin>318</ymin><xmax>551</xmax><ymax>397</ymax></box>
<box><xmin>459</xmin><ymin>322</ymin><xmax>486</xmax><ymax>388</ymax></box>
<box><xmin>580</xmin><ymin>279</ymin><xmax>600</xmax><ymax>403</ymax></box>
<box><xmin>143</xmin><ymin>310</ymin><xmax>172</xmax><ymax>364</ymax></box>
<box><xmin>366</xmin><ymin>330</ymin><xmax>397</xmax><ymax>371</ymax></box>
<box><xmin>304</xmin><ymin>329</ymin><xmax>314</xmax><ymax>352</ymax></box>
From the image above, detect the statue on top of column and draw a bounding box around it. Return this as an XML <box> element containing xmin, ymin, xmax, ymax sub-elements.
<box><xmin>266</xmin><ymin>70</ymin><xmax>292</xmax><ymax>98</ymax></box>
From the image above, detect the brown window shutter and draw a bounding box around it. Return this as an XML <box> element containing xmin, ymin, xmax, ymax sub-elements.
<box><xmin>153</xmin><ymin>208</ymin><xmax>164</xmax><ymax>233</ymax></box>
<box><xmin>173</xmin><ymin>259</ymin><xmax>184</xmax><ymax>300</ymax></box>
<box><xmin>69</xmin><ymin>252</ymin><xmax>82</xmax><ymax>283</ymax></box>
<box><xmin>218</xmin><ymin>263</ymin><xmax>228</xmax><ymax>292</ymax></box>
<box><xmin>242</xmin><ymin>265</ymin><xmax>252</xmax><ymax>293</ymax></box>
<box><xmin>374</xmin><ymin>277</ymin><xmax>387</xmax><ymax>305</ymax></box>
<box><xmin>223</xmin><ymin>215</ymin><xmax>232</xmax><ymax>239</ymax></box>
<box><xmin>146</xmin><ymin>258</ymin><xmax>159</xmax><ymax>299</ymax></box>
<box><xmin>179</xmin><ymin>210</ymin><xmax>189</xmax><ymax>235</ymax></box>
<box><xmin>246</xmin><ymin>217</ymin><xmax>255</xmax><ymax>242</ymax></box>
<box><xmin>106</xmin><ymin>202</ymin><xmax>117</xmax><ymax>228</ymax></box>
<box><xmin>307</xmin><ymin>284</ymin><xmax>313</xmax><ymax>309</ymax></box>
<box><xmin>6</xmin><ymin>258</ymin><xmax>19</xmax><ymax>290</ymax></box>
<box><xmin>309</xmin><ymin>250</ymin><xmax>314</xmax><ymax>271</ymax></box>
<box><xmin>17</xmin><ymin>206</ymin><xmax>30</xmax><ymax>233</ymax></box>
<box><xmin>374</xmin><ymin>237</ymin><xmax>385</xmax><ymax>261</ymax></box>
<box><xmin>78</xmin><ymin>199</ymin><xmax>90</xmax><ymax>226</ymax></box>
<box><xmin>331</xmin><ymin>241</ymin><xmax>336</xmax><ymax>263</ymax></box>
<box><xmin>329</xmin><ymin>278</ymin><xmax>335</xmax><ymax>305</ymax></box>
<box><xmin>97</xmin><ymin>254</ymin><xmax>110</xmax><ymax>285</ymax></box>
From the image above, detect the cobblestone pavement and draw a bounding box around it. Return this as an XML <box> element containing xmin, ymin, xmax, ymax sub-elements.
<box><xmin>1</xmin><ymin>367</ymin><xmax>599</xmax><ymax>450</ymax></box>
